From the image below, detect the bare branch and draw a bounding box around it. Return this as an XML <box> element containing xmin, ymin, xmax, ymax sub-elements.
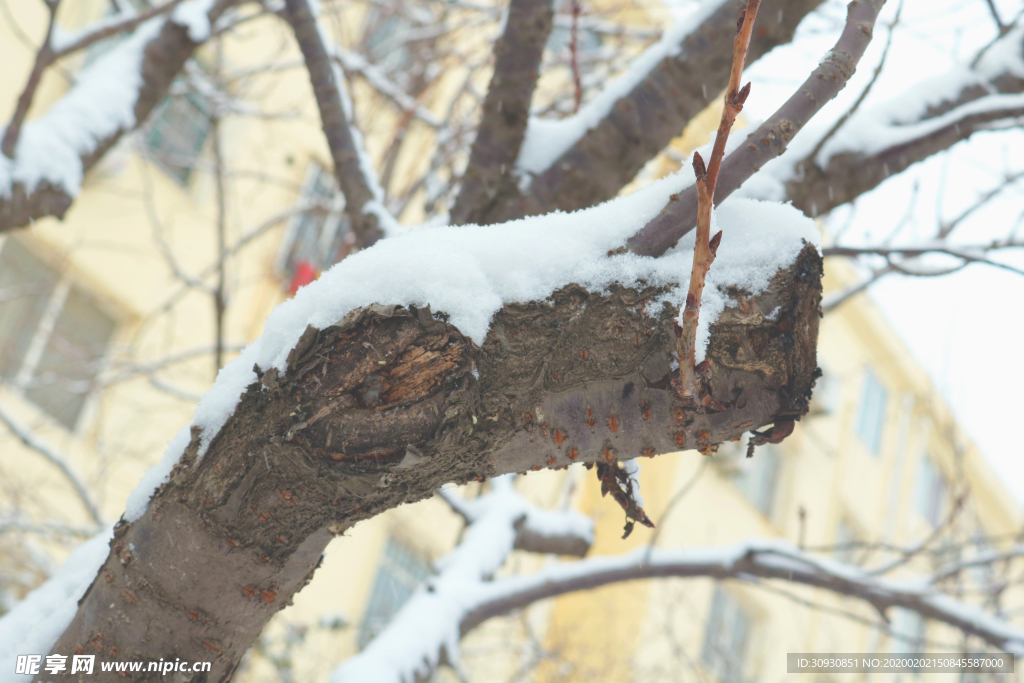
<box><xmin>283</xmin><ymin>0</ymin><xmax>394</xmax><ymax>249</ymax></box>
<box><xmin>1</xmin><ymin>0</ymin><xmax>61</xmax><ymax>159</ymax></box>
<box><xmin>49</xmin><ymin>0</ymin><xmax>188</xmax><ymax>60</ymax></box>
<box><xmin>0</xmin><ymin>402</ymin><xmax>103</xmax><ymax>527</ymax></box>
<box><xmin>449</xmin><ymin>0</ymin><xmax>554</xmax><ymax>226</ymax></box>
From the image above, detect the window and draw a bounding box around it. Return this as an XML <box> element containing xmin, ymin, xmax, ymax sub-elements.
<box><xmin>701</xmin><ymin>587</ymin><xmax>753</xmax><ymax>682</ymax></box>
<box><xmin>278</xmin><ymin>163</ymin><xmax>351</xmax><ymax>294</ymax></box>
<box><xmin>0</xmin><ymin>240</ymin><xmax>116</xmax><ymax>430</ymax></box>
<box><xmin>856</xmin><ymin>369</ymin><xmax>887</xmax><ymax>454</ymax></box>
<box><xmin>915</xmin><ymin>456</ymin><xmax>946</xmax><ymax>526</ymax></box>
<box><xmin>732</xmin><ymin>444</ymin><xmax>780</xmax><ymax>516</ymax></box>
<box><xmin>358</xmin><ymin>537</ymin><xmax>433</xmax><ymax>648</ymax></box>
<box><xmin>144</xmin><ymin>89</ymin><xmax>213</xmax><ymax>185</ymax></box>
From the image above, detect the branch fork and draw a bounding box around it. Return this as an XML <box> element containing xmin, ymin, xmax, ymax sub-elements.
<box><xmin>675</xmin><ymin>0</ymin><xmax>760</xmax><ymax>403</ymax></box>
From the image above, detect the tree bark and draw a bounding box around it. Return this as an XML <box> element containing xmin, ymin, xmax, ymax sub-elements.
<box><xmin>40</xmin><ymin>245</ymin><xmax>822</xmax><ymax>681</ymax></box>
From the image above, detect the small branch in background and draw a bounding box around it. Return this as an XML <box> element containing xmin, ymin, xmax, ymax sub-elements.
<box><xmin>212</xmin><ymin>111</ymin><xmax>228</xmax><ymax>373</ymax></box>
<box><xmin>570</xmin><ymin>0</ymin><xmax>583</xmax><ymax>113</ymax></box>
<box><xmin>49</xmin><ymin>0</ymin><xmax>188</xmax><ymax>59</ymax></box>
<box><xmin>0</xmin><ymin>0</ymin><xmax>61</xmax><ymax>158</ymax></box>
<box><xmin>675</xmin><ymin>0</ymin><xmax>758</xmax><ymax>401</ymax></box>
<box><xmin>0</xmin><ymin>402</ymin><xmax>103</xmax><ymax>527</ymax></box>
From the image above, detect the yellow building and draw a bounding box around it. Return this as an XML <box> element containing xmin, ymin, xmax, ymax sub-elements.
<box><xmin>1</xmin><ymin>1</ymin><xmax>1020</xmax><ymax>682</ymax></box>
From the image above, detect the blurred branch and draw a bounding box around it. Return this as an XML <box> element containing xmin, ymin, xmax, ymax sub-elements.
<box><xmin>0</xmin><ymin>402</ymin><xmax>103</xmax><ymax>527</ymax></box>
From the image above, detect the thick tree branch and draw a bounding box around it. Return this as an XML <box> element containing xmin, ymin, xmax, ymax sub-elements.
<box><xmin>628</xmin><ymin>0</ymin><xmax>886</xmax><ymax>257</ymax></box>
<box><xmin>0</xmin><ymin>0</ymin><xmax>241</xmax><ymax>232</ymax></box>
<box><xmin>449</xmin><ymin>0</ymin><xmax>554</xmax><ymax>226</ymax></box>
<box><xmin>283</xmin><ymin>0</ymin><xmax>391</xmax><ymax>249</ymax></box>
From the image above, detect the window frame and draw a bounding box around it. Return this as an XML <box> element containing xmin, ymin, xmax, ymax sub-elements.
<box><xmin>0</xmin><ymin>239</ymin><xmax>119</xmax><ymax>432</ymax></box>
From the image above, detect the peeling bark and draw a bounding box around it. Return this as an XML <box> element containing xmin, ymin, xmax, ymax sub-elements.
<box><xmin>40</xmin><ymin>246</ymin><xmax>822</xmax><ymax>681</ymax></box>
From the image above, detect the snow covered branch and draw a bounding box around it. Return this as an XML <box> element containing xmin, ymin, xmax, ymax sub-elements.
<box><xmin>332</xmin><ymin>476</ymin><xmax>592</xmax><ymax>683</ymax></box>
<box><xmin>628</xmin><ymin>0</ymin><xmax>886</xmax><ymax>257</ymax></box>
<box><xmin>283</xmin><ymin>0</ymin><xmax>396</xmax><ymax>249</ymax></box>
<box><xmin>787</xmin><ymin>23</ymin><xmax>1024</xmax><ymax>216</ymax></box>
<box><xmin>461</xmin><ymin>540</ymin><xmax>1024</xmax><ymax>655</ymax></box>
<box><xmin>449</xmin><ymin>0</ymin><xmax>554</xmax><ymax>226</ymax></box>
<box><xmin>0</xmin><ymin>0</ymin><xmax>240</xmax><ymax>232</ymax></box>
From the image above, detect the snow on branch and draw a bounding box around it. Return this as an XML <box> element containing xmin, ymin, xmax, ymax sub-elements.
<box><xmin>282</xmin><ymin>0</ymin><xmax>399</xmax><ymax>248</ymax></box>
<box><xmin>0</xmin><ymin>527</ymin><xmax>113</xmax><ymax>682</ymax></box>
<box><xmin>0</xmin><ymin>0</ymin><xmax>236</xmax><ymax>232</ymax></box>
<box><xmin>332</xmin><ymin>475</ymin><xmax>593</xmax><ymax>683</ymax></box>
<box><xmin>0</xmin><ymin>403</ymin><xmax>103</xmax><ymax>527</ymax></box>
<box><xmin>120</xmin><ymin>169</ymin><xmax>818</xmax><ymax>523</ymax></box>
<box><xmin>783</xmin><ymin>23</ymin><xmax>1024</xmax><ymax>216</ymax></box>
<box><xmin>461</xmin><ymin>539</ymin><xmax>1024</xmax><ymax>655</ymax></box>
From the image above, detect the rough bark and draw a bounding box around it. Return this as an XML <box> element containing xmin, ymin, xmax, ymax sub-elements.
<box><xmin>449</xmin><ymin>0</ymin><xmax>554</xmax><ymax>226</ymax></box>
<box><xmin>477</xmin><ymin>0</ymin><xmax>825</xmax><ymax>225</ymax></box>
<box><xmin>40</xmin><ymin>245</ymin><xmax>822</xmax><ymax>681</ymax></box>
<box><xmin>0</xmin><ymin>1</ymin><xmax>239</xmax><ymax>233</ymax></box>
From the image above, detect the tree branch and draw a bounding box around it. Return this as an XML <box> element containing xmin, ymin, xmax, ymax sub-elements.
<box><xmin>449</xmin><ymin>0</ymin><xmax>554</xmax><ymax>226</ymax></box>
<box><xmin>0</xmin><ymin>0</ymin><xmax>242</xmax><ymax>232</ymax></box>
<box><xmin>627</xmin><ymin>0</ymin><xmax>886</xmax><ymax>257</ymax></box>
<box><xmin>283</xmin><ymin>0</ymin><xmax>393</xmax><ymax>249</ymax></box>
<box><xmin>0</xmin><ymin>402</ymin><xmax>103</xmax><ymax>527</ymax></box>
<box><xmin>462</xmin><ymin>541</ymin><xmax>1024</xmax><ymax>654</ymax></box>
<box><xmin>482</xmin><ymin>0</ymin><xmax>828</xmax><ymax>225</ymax></box>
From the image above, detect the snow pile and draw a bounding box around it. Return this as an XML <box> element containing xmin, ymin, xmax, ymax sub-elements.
<box><xmin>123</xmin><ymin>165</ymin><xmax>817</xmax><ymax>521</ymax></box>
<box><xmin>516</xmin><ymin>0</ymin><xmax>729</xmax><ymax>179</ymax></box>
<box><xmin>332</xmin><ymin>476</ymin><xmax>593</xmax><ymax>683</ymax></box>
<box><xmin>0</xmin><ymin>527</ymin><xmax>113</xmax><ymax>683</ymax></box>
<box><xmin>0</xmin><ymin>20</ymin><xmax>159</xmax><ymax>198</ymax></box>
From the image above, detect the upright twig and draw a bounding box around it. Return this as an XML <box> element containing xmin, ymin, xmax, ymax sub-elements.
<box><xmin>569</xmin><ymin>0</ymin><xmax>583</xmax><ymax>113</ymax></box>
<box><xmin>674</xmin><ymin>0</ymin><xmax>759</xmax><ymax>401</ymax></box>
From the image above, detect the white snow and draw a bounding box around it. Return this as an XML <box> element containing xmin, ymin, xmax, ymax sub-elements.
<box><xmin>0</xmin><ymin>19</ymin><xmax>160</xmax><ymax>198</ymax></box>
<box><xmin>0</xmin><ymin>527</ymin><xmax>113</xmax><ymax>683</ymax></box>
<box><xmin>123</xmin><ymin>164</ymin><xmax>818</xmax><ymax>521</ymax></box>
<box><xmin>516</xmin><ymin>0</ymin><xmax>730</xmax><ymax>179</ymax></box>
<box><xmin>172</xmin><ymin>0</ymin><xmax>216</xmax><ymax>42</ymax></box>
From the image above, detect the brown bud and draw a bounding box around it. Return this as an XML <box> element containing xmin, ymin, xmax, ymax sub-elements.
<box><xmin>692</xmin><ymin>151</ymin><xmax>707</xmax><ymax>180</ymax></box>
<box><xmin>686</xmin><ymin>292</ymin><xmax>697</xmax><ymax>308</ymax></box>
<box><xmin>708</xmin><ymin>230</ymin><xmax>723</xmax><ymax>256</ymax></box>
<box><xmin>736</xmin><ymin>9</ymin><xmax>746</xmax><ymax>33</ymax></box>
<box><xmin>736</xmin><ymin>82</ymin><xmax>752</xmax><ymax>106</ymax></box>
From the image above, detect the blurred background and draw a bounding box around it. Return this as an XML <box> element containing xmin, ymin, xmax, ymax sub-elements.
<box><xmin>1</xmin><ymin>0</ymin><xmax>1023</xmax><ymax>680</ymax></box>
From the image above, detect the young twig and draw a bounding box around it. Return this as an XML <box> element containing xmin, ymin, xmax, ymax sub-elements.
<box><xmin>674</xmin><ymin>0</ymin><xmax>759</xmax><ymax>401</ymax></box>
